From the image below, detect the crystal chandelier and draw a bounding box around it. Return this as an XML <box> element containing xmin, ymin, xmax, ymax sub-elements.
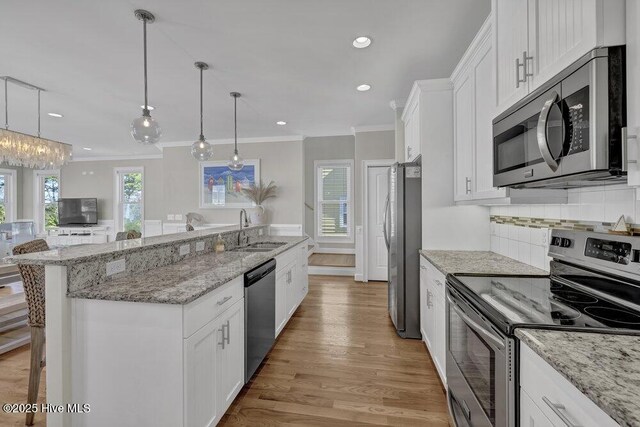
<box><xmin>1</xmin><ymin>77</ymin><xmax>73</xmax><ymax>169</ymax></box>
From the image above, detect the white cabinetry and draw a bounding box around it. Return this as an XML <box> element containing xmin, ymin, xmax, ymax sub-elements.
<box><xmin>419</xmin><ymin>257</ymin><xmax>446</xmax><ymax>386</ymax></box>
<box><xmin>520</xmin><ymin>341</ymin><xmax>618</xmax><ymax>427</ymax></box>
<box><xmin>402</xmin><ymin>99</ymin><xmax>421</xmax><ymax>162</ymax></box>
<box><xmin>493</xmin><ymin>0</ymin><xmax>625</xmax><ymax>115</ymax></box>
<box><xmin>452</xmin><ymin>16</ymin><xmax>567</xmax><ymax>205</ymax></box>
<box><xmin>275</xmin><ymin>242</ymin><xmax>309</xmax><ymax>337</ymax></box>
<box><xmin>215</xmin><ymin>300</ymin><xmax>245</xmax><ymax>413</ymax></box>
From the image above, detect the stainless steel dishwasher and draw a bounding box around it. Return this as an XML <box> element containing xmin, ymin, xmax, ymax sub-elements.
<box><xmin>244</xmin><ymin>258</ymin><xmax>276</xmax><ymax>383</ymax></box>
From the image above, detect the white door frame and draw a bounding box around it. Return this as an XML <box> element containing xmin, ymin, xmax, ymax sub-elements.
<box><xmin>33</xmin><ymin>169</ymin><xmax>60</xmax><ymax>233</ymax></box>
<box><xmin>361</xmin><ymin>159</ymin><xmax>394</xmax><ymax>283</ymax></box>
<box><xmin>114</xmin><ymin>166</ymin><xmax>145</xmax><ymax>234</ymax></box>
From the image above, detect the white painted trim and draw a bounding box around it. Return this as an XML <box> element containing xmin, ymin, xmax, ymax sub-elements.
<box><xmin>114</xmin><ymin>166</ymin><xmax>145</xmax><ymax>234</ymax></box>
<box><xmin>307</xmin><ymin>266</ymin><xmax>355</xmax><ymax>276</ymax></box>
<box><xmin>451</xmin><ymin>14</ymin><xmax>492</xmax><ymax>83</ymax></box>
<box><xmin>314</xmin><ymin>159</ymin><xmax>355</xmax><ymax>244</ymax></box>
<box><xmin>304</xmin><ymin>130</ymin><xmax>353</xmax><ymax>138</ymax></box>
<box><xmin>71</xmin><ymin>154</ymin><xmax>163</xmax><ymax>162</ymax></box>
<box><xmin>354</xmin><ymin>273</ymin><xmax>364</xmax><ymax>282</ymax></box>
<box><xmin>0</xmin><ymin>168</ymin><xmax>17</xmax><ymax>222</ymax></box>
<box><xmin>389</xmin><ymin>100</ymin><xmax>405</xmax><ymax>111</ymax></box>
<box><xmin>362</xmin><ymin>160</ymin><xmax>394</xmax><ymax>283</ymax></box>
<box><xmin>402</xmin><ymin>79</ymin><xmax>453</xmax><ymax>122</ymax></box>
<box><xmin>33</xmin><ymin>169</ymin><xmax>60</xmax><ymax>233</ymax></box>
<box><xmin>351</xmin><ymin>124</ymin><xmax>395</xmax><ymax>134</ymax></box>
<box><xmin>158</xmin><ymin>135</ymin><xmax>304</xmax><ymax>148</ymax></box>
<box><xmin>313</xmin><ymin>247</ymin><xmax>355</xmax><ymax>254</ymax></box>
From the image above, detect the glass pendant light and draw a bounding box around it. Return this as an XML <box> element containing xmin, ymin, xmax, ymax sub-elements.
<box><xmin>228</xmin><ymin>92</ymin><xmax>244</xmax><ymax>171</ymax></box>
<box><xmin>130</xmin><ymin>10</ymin><xmax>162</xmax><ymax>144</ymax></box>
<box><xmin>191</xmin><ymin>62</ymin><xmax>213</xmax><ymax>161</ymax></box>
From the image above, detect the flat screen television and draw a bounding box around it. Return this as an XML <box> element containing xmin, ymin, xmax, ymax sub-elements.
<box><xmin>57</xmin><ymin>198</ymin><xmax>98</xmax><ymax>226</ymax></box>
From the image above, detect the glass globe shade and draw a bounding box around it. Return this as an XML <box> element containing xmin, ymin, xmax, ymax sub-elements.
<box><xmin>131</xmin><ymin>111</ymin><xmax>162</xmax><ymax>144</ymax></box>
<box><xmin>191</xmin><ymin>137</ymin><xmax>213</xmax><ymax>161</ymax></box>
<box><xmin>228</xmin><ymin>151</ymin><xmax>244</xmax><ymax>171</ymax></box>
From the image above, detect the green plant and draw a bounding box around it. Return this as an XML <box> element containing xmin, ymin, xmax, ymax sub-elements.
<box><xmin>242</xmin><ymin>180</ymin><xmax>277</xmax><ymax>205</ymax></box>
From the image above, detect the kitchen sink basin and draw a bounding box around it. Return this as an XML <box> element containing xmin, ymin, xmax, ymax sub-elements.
<box><xmin>246</xmin><ymin>242</ymin><xmax>286</xmax><ymax>249</ymax></box>
<box><xmin>230</xmin><ymin>247</ymin><xmax>273</xmax><ymax>253</ymax></box>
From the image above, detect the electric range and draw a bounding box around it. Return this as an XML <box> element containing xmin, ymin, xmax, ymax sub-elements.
<box><xmin>445</xmin><ymin>229</ymin><xmax>640</xmax><ymax>427</ymax></box>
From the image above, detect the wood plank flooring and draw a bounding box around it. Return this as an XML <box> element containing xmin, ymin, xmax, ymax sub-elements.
<box><xmin>220</xmin><ymin>275</ymin><xmax>450</xmax><ymax>426</ymax></box>
<box><xmin>0</xmin><ymin>275</ymin><xmax>449</xmax><ymax>426</ymax></box>
<box><xmin>309</xmin><ymin>254</ymin><xmax>356</xmax><ymax>268</ymax></box>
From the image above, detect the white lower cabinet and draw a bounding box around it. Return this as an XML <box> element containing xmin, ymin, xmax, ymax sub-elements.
<box><xmin>419</xmin><ymin>257</ymin><xmax>446</xmax><ymax>386</ymax></box>
<box><xmin>520</xmin><ymin>341</ymin><xmax>618</xmax><ymax>427</ymax></box>
<box><xmin>215</xmin><ymin>299</ymin><xmax>245</xmax><ymax>414</ymax></box>
<box><xmin>275</xmin><ymin>242</ymin><xmax>309</xmax><ymax>337</ymax></box>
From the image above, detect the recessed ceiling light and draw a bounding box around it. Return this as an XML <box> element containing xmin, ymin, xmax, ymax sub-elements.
<box><xmin>141</xmin><ymin>105</ymin><xmax>155</xmax><ymax>111</ymax></box>
<box><xmin>276</xmin><ymin>121</ymin><xmax>287</xmax><ymax>126</ymax></box>
<box><xmin>357</xmin><ymin>84</ymin><xmax>371</xmax><ymax>92</ymax></box>
<box><xmin>82</xmin><ymin>147</ymin><xmax>92</xmax><ymax>151</ymax></box>
<box><xmin>47</xmin><ymin>112</ymin><xmax>64</xmax><ymax>118</ymax></box>
<box><xmin>353</xmin><ymin>36</ymin><xmax>372</xmax><ymax>49</ymax></box>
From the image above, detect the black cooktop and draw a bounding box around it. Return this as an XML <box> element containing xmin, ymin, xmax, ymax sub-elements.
<box><xmin>448</xmin><ymin>271</ymin><xmax>640</xmax><ymax>334</ymax></box>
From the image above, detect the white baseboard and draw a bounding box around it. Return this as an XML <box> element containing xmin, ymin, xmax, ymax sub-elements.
<box><xmin>313</xmin><ymin>247</ymin><xmax>355</xmax><ymax>254</ymax></box>
<box><xmin>354</xmin><ymin>273</ymin><xmax>364</xmax><ymax>282</ymax></box>
<box><xmin>308</xmin><ymin>266</ymin><xmax>355</xmax><ymax>276</ymax></box>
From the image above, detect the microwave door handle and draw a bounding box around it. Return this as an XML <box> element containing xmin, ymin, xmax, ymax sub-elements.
<box><xmin>536</xmin><ymin>91</ymin><xmax>560</xmax><ymax>172</ymax></box>
<box><xmin>447</xmin><ymin>295</ymin><xmax>505</xmax><ymax>350</ymax></box>
<box><xmin>382</xmin><ymin>194</ymin><xmax>390</xmax><ymax>249</ymax></box>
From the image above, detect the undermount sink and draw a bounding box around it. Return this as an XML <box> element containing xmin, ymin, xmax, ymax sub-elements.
<box><xmin>230</xmin><ymin>241</ymin><xmax>287</xmax><ymax>253</ymax></box>
<box><xmin>230</xmin><ymin>247</ymin><xmax>273</xmax><ymax>253</ymax></box>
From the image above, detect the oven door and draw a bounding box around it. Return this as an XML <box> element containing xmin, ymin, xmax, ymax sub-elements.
<box><xmin>446</xmin><ymin>288</ymin><xmax>514</xmax><ymax>427</ymax></box>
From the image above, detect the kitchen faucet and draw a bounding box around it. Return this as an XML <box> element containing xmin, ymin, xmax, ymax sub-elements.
<box><xmin>238</xmin><ymin>209</ymin><xmax>249</xmax><ymax>246</ymax></box>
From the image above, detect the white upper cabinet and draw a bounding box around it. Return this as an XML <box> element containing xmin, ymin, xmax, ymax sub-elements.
<box><xmin>403</xmin><ymin>100</ymin><xmax>421</xmax><ymax>162</ymax></box>
<box><xmin>453</xmin><ymin>72</ymin><xmax>475</xmax><ymax>202</ymax></box>
<box><xmin>494</xmin><ymin>0</ymin><xmax>625</xmax><ymax>115</ymax></box>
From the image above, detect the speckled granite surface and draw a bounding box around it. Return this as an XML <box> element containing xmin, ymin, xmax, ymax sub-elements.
<box><xmin>516</xmin><ymin>329</ymin><xmax>640</xmax><ymax>427</ymax></box>
<box><xmin>5</xmin><ymin>224</ymin><xmax>261</xmax><ymax>266</ymax></box>
<box><xmin>68</xmin><ymin>235</ymin><xmax>307</xmax><ymax>305</ymax></box>
<box><xmin>420</xmin><ymin>250</ymin><xmax>547</xmax><ymax>276</ymax></box>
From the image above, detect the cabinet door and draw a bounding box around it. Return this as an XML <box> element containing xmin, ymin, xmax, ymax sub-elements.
<box><xmin>419</xmin><ymin>266</ymin><xmax>427</xmax><ymax>341</ymax></box>
<box><xmin>404</xmin><ymin>103</ymin><xmax>419</xmax><ymax>162</ymax></box>
<box><xmin>520</xmin><ymin>389</ymin><xmax>554</xmax><ymax>427</ymax></box>
<box><xmin>286</xmin><ymin>264</ymin><xmax>298</xmax><ymax>319</ymax></box>
<box><xmin>275</xmin><ymin>268</ymin><xmax>288</xmax><ymax>337</ymax></box>
<box><xmin>453</xmin><ymin>73</ymin><xmax>474</xmax><ymax>202</ymax></box>
<box><xmin>527</xmin><ymin>0</ymin><xmax>598</xmax><ymax>92</ymax></box>
<box><xmin>184</xmin><ymin>319</ymin><xmax>219</xmax><ymax>427</ymax></box>
<box><xmin>299</xmin><ymin>245</ymin><xmax>309</xmax><ymax>304</ymax></box>
<box><xmin>216</xmin><ymin>300</ymin><xmax>245</xmax><ymax>416</ymax></box>
<box><xmin>494</xmin><ymin>0</ymin><xmax>530</xmax><ymax>114</ymax></box>
<box><xmin>433</xmin><ymin>295</ymin><xmax>447</xmax><ymax>385</ymax></box>
<box><xmin>424</xmin><ymin>279</ymin><xmax>436</xmax><ymax>352</ymax></box>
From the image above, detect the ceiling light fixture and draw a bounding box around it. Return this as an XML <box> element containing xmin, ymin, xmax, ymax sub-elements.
<box><xmin>82</xmin><ymin>147</ymin><xmax>92</xmax><ymax>151</ymax></box>
<box><xmin>47</xmin><ymin>112</ymin><xmax>64</xmax><ymax>118</ymax></box>
<box><xmin>191</xmin><ymin>62</ymin><xmax>213</xmax><ymax>161</ymax></box>
<box><xmin>228</xmin><ymin>92</ymin><xmax>244</xmax><ymax>171</ymax></box>
<box><xmin>276</xmin><ymin>121</ymin><xmax>287</xmax><ymax>126</ymax></box>
<box><xmin>130</xmin><ymin>9</ymin><xmax>162</xmax><ymax>145</ymax></box>
<box><xmin>352</xmin><ymin>36</ymin><xmax>372</xmax><ymax>48</ymax></box>
<box><xmin>357</xmin><ymin>84</ymin><xmax>371</xmax><ymax>92</ymax></box>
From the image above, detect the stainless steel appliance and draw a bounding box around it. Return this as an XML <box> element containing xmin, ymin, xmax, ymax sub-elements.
<box><xmin>446</xmin><ymin>229</ymin><xmax>640</xmax><ymax>427</ymax></box>
<box><xmin>492</xmin><ymin>46</ymin><xmax>626</xmax><ymax>189</ymax></box>
<box><xmin>244</xmin><ymin>259</ymin><xmax>276</xmax><ymax>383</ymax></box>
<box><xmin>384</xmin><ymin>159</ymin><xmax>422</xmax><ymax>339</ymax></box>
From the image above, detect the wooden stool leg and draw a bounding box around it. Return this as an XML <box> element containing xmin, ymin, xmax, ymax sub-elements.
<box><xmin>25</xmin><ymin>327</ymin><xmax>44</xmax><ymax>426</ymax></box>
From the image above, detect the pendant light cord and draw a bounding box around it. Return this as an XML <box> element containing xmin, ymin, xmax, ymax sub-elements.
<box><xmin>234</xmin><ymin>95</ymin><xmax>238</xmax><ymax>154</ymax></box>
<box><xmin>143</xmin><ymin>17</ymin><xmax>149</xmax><ymax>111</ymax></box>
<box><xmin>37</xmin><ymin>89</ymin><xmax>41</xmax><ymax>137</ymax></box>
<box><xmin>4</xmin><ymin>78</ymin><xmax>8</xmax><ymax>130</ymax></box>
<box><xmin>199</xmin><ymin>67</ymin><xmax>204</xmax><ymax>139</ymax></box>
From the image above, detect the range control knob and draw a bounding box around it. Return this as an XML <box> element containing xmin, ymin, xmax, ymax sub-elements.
<box><xmin>551</xmin><ymin>237</ymin><xmax>562</xmax><ymax>246</ymax></box>
<box><xmin>560</xmin><ymin>238</ymin><xmax>572</xmax><ymax>248</ymax></box>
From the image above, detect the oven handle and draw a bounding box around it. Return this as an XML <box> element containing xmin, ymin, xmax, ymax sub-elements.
<box><xmin>536</xmin><ymin>90</ymin><xmax>561</xmax><ymax>172</ymax></box>
<box><xmin>447</xmin><ymin>294</ymin><xmax>505</xmax><ymax>350</ymax></box>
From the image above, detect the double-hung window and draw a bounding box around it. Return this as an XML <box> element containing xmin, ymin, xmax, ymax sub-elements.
<box><xmin>0</xmin><ymin>169</ymin><xmax>17</xmax><ymax>223</ymax></box>
<box><xmin>114</xmin><ymin>167</ymin><xmax>144</xmax><ymax>234</ymax></box>
<box><xmin>315</xmin><ymin>160</ymin><xmax>354</xmax><ymax>243</ymax></box>
<box><xmin>34</xmin><ymin>170</ymin><xmax>60</xmax><ymax>232</ymax></box>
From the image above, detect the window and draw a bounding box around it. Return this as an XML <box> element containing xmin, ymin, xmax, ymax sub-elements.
<box><xmin>315</xmin><ymin>160</ymin><xmax>353</xmax><ymax>242</ymax></box>
<box><xmin>115</xmin><ymin>167</ymin><xmax>144</xmax><ymax>234</ymax></box>
<box><xmin>34</xmin><ymin>170</ymin><xmax>60</xmax><ymax>232</ymax></box>
<box><xmin>0</xmin><ymin>169</ymin><xmax>17</xmax><ymax>223</ymax></box>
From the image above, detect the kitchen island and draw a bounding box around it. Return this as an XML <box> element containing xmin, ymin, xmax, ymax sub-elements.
<box><xmin>6</xmin><ymin>225</ymin><xmax>309</xmax><ymax>427</ymax></box>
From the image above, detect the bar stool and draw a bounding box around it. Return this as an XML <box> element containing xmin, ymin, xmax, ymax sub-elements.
<box><xmin>12</xmin><ymin>239</ymin><xmax>49</xmax><ymax>426</ymax></box>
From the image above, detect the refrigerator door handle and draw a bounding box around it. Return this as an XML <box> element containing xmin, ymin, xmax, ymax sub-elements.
<box><xmin>382</xmin><ymin>194</ymin><xmax>390</xmax><ymax>249</ymax></box>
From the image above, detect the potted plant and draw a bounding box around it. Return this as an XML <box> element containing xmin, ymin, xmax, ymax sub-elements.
<box><xmin>242</xmin><ymin>180</ymin><xmax>277</xmax><ymax>225</ymax></box>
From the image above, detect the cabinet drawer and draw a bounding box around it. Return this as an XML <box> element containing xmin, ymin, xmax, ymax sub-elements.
<box><xmin>427</xmin><ymin>264</ymin><xmax>446</xmax><ymax>297</ymax></box>
<box><xmin>275</xmin><ymin>243</ymin><xmax>299</xmax><ymax>273</ymax></box>
<box><xmin>183</xmin><ymin>276</ymin><xmax>244</xmax><ymax>338</ymax></box>
<box><xmin>520</xmin><ymin>342</ymin><xmax>618</xmax><ymax>427</ymax></box>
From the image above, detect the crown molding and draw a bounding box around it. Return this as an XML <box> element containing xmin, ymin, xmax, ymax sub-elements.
<box><xmin>70</xmin><ymin>154</ymin><xmax>164</xmax><ymax>162</ymax></box>
<box><xmin>389</xmin><ymin>100</ymin><xmax>405</xmax><ymax>111</ymax></box>
<box><xmin>157</xmin><ymin>135</ymin><xmax>304</xmax><ymax>148</ymax></box>
<box><xmin>350</xmin><ymin>124</ymin><xmax>395</xmax><ymax>135</ymax></box>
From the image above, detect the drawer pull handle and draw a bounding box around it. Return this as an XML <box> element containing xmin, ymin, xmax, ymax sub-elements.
<box><xmin>542</xmin><ymin>396</ymin><xmax>580</xmax><ymax>427</ymax></box>
<box><xmin>217</xmin><ymin>295</ymin><xmax>233</xmax><ymax>306</ymax></box>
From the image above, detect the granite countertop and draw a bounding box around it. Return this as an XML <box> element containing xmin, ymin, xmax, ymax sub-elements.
<box><xmin>69</xmin><ymin>235</ymin><xmax>308</xmax><ymax>305</ymax></box>
<box><xmin>420</xmin><ymin>250</ymin><xmax>547</xmax><ymax>276</ymax></box>
<box><xmin>516</xmin><ymin>329</ymin><xmax>640</xmax><ymax>427</ymax></box>
<box><xmin>5</xmin><ymin>224</ymin><xmax>258</xmax><ymax>266</ymax></box>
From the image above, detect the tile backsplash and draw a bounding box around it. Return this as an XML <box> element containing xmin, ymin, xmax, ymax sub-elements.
<box><xmin>489</xmin><ymin>184</ymin><xmax>639</xmax><ymax>271</ymax></box>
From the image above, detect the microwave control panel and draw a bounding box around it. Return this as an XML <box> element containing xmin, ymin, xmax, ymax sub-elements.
<box><xmin>563</xmin><ymin>86</ymin><xmax>590</xmax><ymax>156</ymax></box>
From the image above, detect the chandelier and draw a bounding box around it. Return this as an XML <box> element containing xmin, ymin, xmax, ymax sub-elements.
<box><xmin>1</xmin><ymin>76</ymin><xmax>72</xmax><ymax>169</ymax></box>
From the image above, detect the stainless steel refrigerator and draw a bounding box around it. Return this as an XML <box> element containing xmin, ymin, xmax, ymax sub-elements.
<box><xmin>384</xmin><ymin>160</ymin><xmax>421</xmax><ymax>339</ymax></box>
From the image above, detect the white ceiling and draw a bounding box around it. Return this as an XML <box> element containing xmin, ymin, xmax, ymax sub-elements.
<box><xmin>1</xmin><ymin>0</ymin><xmax>490</xmax><ymax>158</ymax></box>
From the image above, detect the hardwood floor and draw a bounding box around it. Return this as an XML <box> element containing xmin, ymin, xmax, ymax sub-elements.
<box><xmin>309</xmin><ymin>254</ymin><xmax>356</xmax><ymax>268</ymax></box>
<box><xmin>0</xmin><ymin>275</ymin><xmax>449</xmax><ymax>426</ymax></box>
<box><xmin>220</xmin><ymin>275</ymin><xmax>450</xmax><ymax>426</ymax></box>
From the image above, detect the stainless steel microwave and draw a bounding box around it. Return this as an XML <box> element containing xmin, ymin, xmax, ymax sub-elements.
<box><xmin>492</xmin><ymin>47</ymin><xmax>626</xmax><ymax>189</ymax></box>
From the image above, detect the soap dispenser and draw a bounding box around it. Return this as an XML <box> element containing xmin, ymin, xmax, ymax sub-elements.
<box><xmin>215</xmin><ymin>234</ymin><xmax>225</xmax><ymax>253</ymax></box>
